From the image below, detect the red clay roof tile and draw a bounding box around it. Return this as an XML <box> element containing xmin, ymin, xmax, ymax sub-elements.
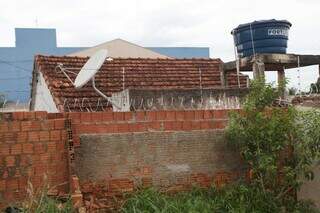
<box><xmin>34</xmin><ymin>55</ymin><xmax>248</xmax><ymax>111</ymax></box>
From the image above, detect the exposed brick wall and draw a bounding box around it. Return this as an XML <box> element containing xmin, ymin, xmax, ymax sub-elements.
<box><xmin>62</xmin><ymin>109</ymin><xmax>234</xmax><ymax>147</ymax></box>
<box><xmin>0</xmin><ymin>112</ymin><xmax>70</xmax><ymax>208</ymax></box>
<box><xmin>0</xmin><ymin>109</ymin><xmax>242</xmax><ymax>210</ymax></box>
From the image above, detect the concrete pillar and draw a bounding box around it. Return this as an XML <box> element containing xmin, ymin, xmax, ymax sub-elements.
<box><xmin>252</xmin><ymin>60</ymin><xmax>265</xmax><ymax>80</ymax></box>
<box><xmin>220</xmin><ymin>63</ymin><xmax>227</xmax><ymax>87</ymax></box>
<box><xmin>277</xmin><ymin>67</ymin><xmax>285</xmax><ymax>97</ymax></box>
<box><xmin>277</xmin><ymin>68</ymin><xmax>285</xmax><ymax>84</ymax></box>
<box><xmin>252</xmin><ymin>62</ymin><xmax>258</xmax><ymax>79</ymax></box>
<box><xmin>316</xmin><ymin>64</ymin><xmax>320</xmax><ymax>86</ymax></box>
<box><xmin>317</xmin><ymin>64</ymin><xmax>320</xmax><ymax>85</ymax></box>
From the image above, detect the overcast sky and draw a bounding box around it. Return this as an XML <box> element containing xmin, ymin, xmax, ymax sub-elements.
<box><xmin>1</xmin><ymin>0</ymin><xmax>320</xmax><ymax>90</ymax></box>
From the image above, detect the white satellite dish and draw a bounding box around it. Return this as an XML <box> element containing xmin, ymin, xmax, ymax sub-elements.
<box><xmin>55</xmin><ymin>49</ymin><xmax>122</xmax><ymax>110</ymax></box>
<box><xmin>74</xmin><ymin>49</ymin><xmax>108</xmax><ymax>89</ymax></box>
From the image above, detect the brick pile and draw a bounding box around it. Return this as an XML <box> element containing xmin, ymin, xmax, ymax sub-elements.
<box><xmin>74</xmin><ymin>171</ymin><xmax>239</xmax><ymax>210</ymax></box>
<box><xmin>292</xmin><ymin>95</ymin><xmax>320</xmax><ymax>107</ymax></box>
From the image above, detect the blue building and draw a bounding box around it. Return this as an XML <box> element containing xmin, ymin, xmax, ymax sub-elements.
<box><xmin>0</xmin><ymin>28</ymin><xmax>210</xmax><ymax>102</ymax></box>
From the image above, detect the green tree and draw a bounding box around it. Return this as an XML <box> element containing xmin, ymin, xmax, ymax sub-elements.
<box><xmin>227</xmin><ymin>77</ymin><xmax>320</xmax><ymax>211</ymax></box>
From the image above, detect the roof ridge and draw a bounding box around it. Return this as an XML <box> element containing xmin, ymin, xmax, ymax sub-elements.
<box><xmin>34</xmin><ymin>54</ymin><xmax>220</xmax><ymax>61</ymax></box>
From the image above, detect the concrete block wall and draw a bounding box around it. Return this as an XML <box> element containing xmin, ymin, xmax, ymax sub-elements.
<box><xmin>62</xmin><ymin>109</ymin><xmax>244</xmax><ymax>209</ymax></box>
<box><xmin>0</xmin><ymin>111</ymin><xmax>70</xmax><ymax>208</ymax></box>
<box><xmin>77</xmin><ymin>131</ymin><xmax>243</xmax><ymax>191</ymax></box>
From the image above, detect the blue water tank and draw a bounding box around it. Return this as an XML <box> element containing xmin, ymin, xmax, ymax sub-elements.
<box><xmin>232</xmin><ymin>19</ymin><xmax>292</xmax><ymax>57</ymax></box>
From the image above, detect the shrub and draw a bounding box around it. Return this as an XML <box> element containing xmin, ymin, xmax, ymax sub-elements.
<box><xmin>227</xmin><ymin>77</ymin><xmax>320</xmax><ymax>211</ymax></box>
<box><xmin>122</xmin><ymin>78</ymin><xmax>320</xmax><ymax>213</ymax></box>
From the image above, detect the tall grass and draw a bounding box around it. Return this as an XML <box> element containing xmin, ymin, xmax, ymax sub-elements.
<box><xmin>8</xmin><ymin>176</ymin><xmax>74</xmax><ymax>213</ymax></box>
<box><xmin>21</xmin><ymin>194</ymin><xmax>73</xmax><ymax>213</ymax></box>
<box><xmin>121</xmin><ymin>184</ymin><xmax>319</xmax><ymax>213</ymax></box>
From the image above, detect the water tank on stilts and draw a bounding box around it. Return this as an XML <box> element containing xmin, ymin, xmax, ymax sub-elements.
<box><xmin>232</xmin><ymin>19</ymin><xmax>292</xmax><ymax>57</ymax></box>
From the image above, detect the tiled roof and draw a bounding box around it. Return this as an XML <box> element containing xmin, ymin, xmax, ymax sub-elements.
<box><xmin>33</xmin><ymin>55</ymin><xmax>248</xmax><ymax>111</ymax></box>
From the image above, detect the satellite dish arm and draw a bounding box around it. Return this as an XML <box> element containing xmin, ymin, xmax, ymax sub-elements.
<box><xmin>91</xmin><ymin>77</ymin><xmax>121</xmax><ymax>109</ymax></box>
<box><xmin>55</xmin><ymin>64</ymin><xmax>77</xmax><ymax>85</ymax></box>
